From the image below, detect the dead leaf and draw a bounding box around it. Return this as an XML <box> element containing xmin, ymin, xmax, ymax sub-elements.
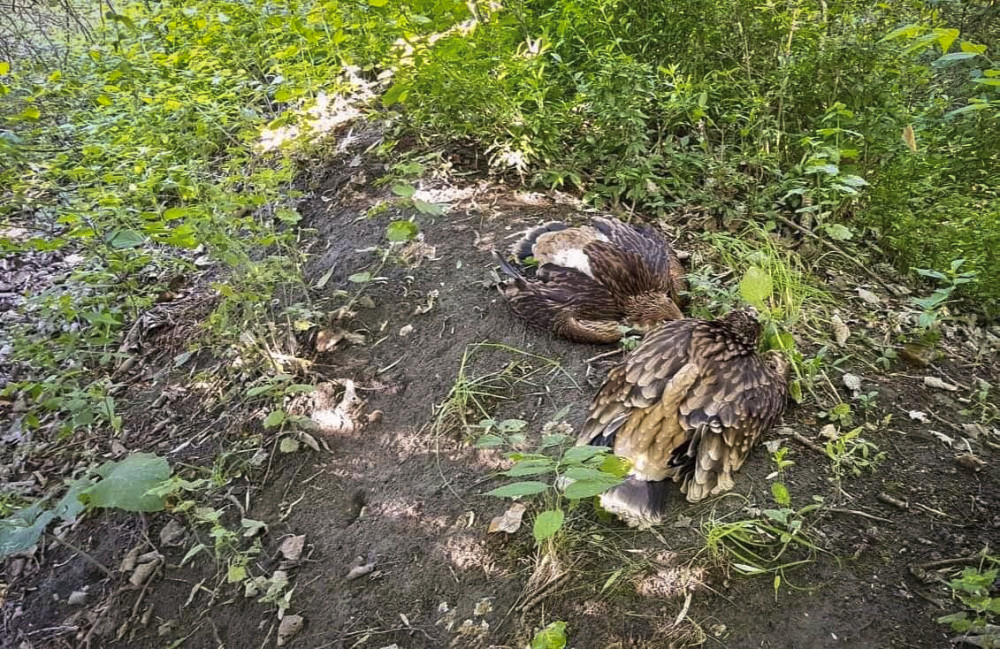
<box><xmin>856</xmin><ymin>288</ymin><xmax>881</xmax><ymax>306</ymax></box>
<box><xmin>488</xmin><ymin>503</ymin><xmax>526</xmax><ymax>534</ymax></box>
<box><xmin>345</xmin><ymin>550</ymin><xmax>377</xmax><ymax>580</ymax></box>
<box><xmin>277</xmin><ymin>614</ymin><xmax>304</xmax><ymax>647</ymax></box>
<box><xmin>413</xmin><ymin>289</ymin><xmax>439</xmax><ymax>315</ymax></box>
<box><xmin>159</xmin><ymin>519</ymin><xmax>186</xmax><ymax>547</ymax></box>
<box><xmin>315</xmin><ymin>328</ymin><xmax>365</xmax><ymax>352</ymax></box>
<box><xmin>399</xmin><ymin>240</ymin><xmax>437</xmax><ymax>267</ymax></box>
<box><xmin>399</xmin><ymin>324</ymin><xmax>414</xmax><ymax>337</ymax></box>
<box><xmin>955</xmin><ymin>453</ymin><xmax>986</xmax><ymax>472</ymax></box>
<box><xmin>908</xmin><ymin>411</ymin><xmax>929</xmax><ymax>424</ymax></box>
<box><xmin>924</xmin><ymin>376</ymin><xmax>958</xmax><ymax>391</ymax></box>
<box><xmin>473</xmin><ymin>598</ymin><xmax>493</xmax><ymax>617</ymax></box>
<box><xmin>819</xmin><ymin>424</ymin><xmax>838</xmax><ymax>440</ymax></box>
<box><xmin>129</xmin><ymin>558</ymin><xmax>160</xmax><ymax>588</ymax></box>
<box><xmin>311</xmin><ymin>380</ymin><xmax>363</xmax><ymax>435</ymax></box>
<box><xmin>902</xmin><ymin>124</ymin><xmax>918</xmax><ymax>153</ymax></box>
<box><xmin>842</xmin><ymin>373</ymin><xmax>862</xmax><ymax>394</ymax></box>
<box><xmin>831</xmin><ymin>315</ymin><xmax>850</xmax><ymax>346</ymax></box>
<box><xmin>280</xmin><ymin>535</ymin><xmax>306</xmax><ymax>562</ymax></box>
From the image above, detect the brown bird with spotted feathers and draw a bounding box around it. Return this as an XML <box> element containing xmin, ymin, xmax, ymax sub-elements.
<box><xmin>578</xmin><ymin>307</ymin><xmax>790</xmax><ymax>528</ymax></box>
<box><xmin>493</xmin><ymin>216</ymin><xmax>687</xmax><ymax>344</ymax></box>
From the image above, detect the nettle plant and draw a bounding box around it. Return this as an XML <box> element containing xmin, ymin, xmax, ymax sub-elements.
<box><xmin>476</xmin><ymin>411</ymin><xmax>630</xmax><ymax>544</ymax></box>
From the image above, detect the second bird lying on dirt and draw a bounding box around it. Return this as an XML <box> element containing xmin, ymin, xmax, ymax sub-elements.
<box><xmin>493</xmin><ymin>216</ymin><xmax>687</xmax><ymax>344</ymax></box>
<box><xmin>577</xmin><ymin>307</ymin><xmax>790</xmax><ymax>528</ymax></box>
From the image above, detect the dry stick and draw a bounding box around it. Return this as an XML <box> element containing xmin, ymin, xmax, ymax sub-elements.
<box><xmin>826</xmin><ymin>508</ymin><xmax>892</xmax><ymax>523</ymax></box>
<box><xmin>916</xmin><ymin>551</ymin><xmax>988</xmax><ymax>571</ymax></box>
<box><xmin>877</xmin><ymin>492</ymin><xmax>909</xmax><ymax>510</ymax></box>
<box><xmin>790</xmin><ymin>431</ymin><xmax>825</xmax><ymax>455</ymax></box>
<box><xmin>774</xmin><ymin>214</ymin><xmax>903</xmax><ymax>297</ymax></box>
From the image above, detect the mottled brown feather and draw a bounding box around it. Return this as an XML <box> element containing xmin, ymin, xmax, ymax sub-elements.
<box><xmin>579</xmin><ymin>310</ymin><xmax>789</xmax><ymax>515</ymax></box>
<box><xmin>495</xmin><ymin>215</ymin><xmax>687</xmax><ymax>343</ymax></box>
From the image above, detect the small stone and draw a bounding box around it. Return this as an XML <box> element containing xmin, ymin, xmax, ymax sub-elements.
<box><xmin>68</xmin><ymin>590</ymin><xmax>89</xmax><ymax>606</ymax></box>
<box><xmin>277</xmin><ymin>614</ymin><xmax>304</xmax><ymax>647</ymax></box>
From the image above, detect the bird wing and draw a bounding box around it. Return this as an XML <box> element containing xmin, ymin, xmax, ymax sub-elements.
<box><xmin>591</xmin><ymin>217</ymin><xmax>671</xmax><ymax>277</ymax></box>
<box><xmin>578</xmin><ymin>321</ymin><xmax>701</xmax><ymax>479</ymax></box>
<box><xmin>500</xmin><ymin>263</ymin><xmax>624</xmax><ymax>343</ymax></box>
<box><xmin>675</xmin><ymin>351</ymin><xmax>788</xmax><ymax>501</ymax></box>
<box><xmin>583</xmin><ymin>240</ymin><xmax>665</xmax><ymax>296</ymax></box>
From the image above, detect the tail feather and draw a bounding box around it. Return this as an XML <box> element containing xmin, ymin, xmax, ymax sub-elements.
<box><xmin>512</xmin><ymin>221</ymin><xmax>570</xmax><ymax>261</ymax></box>
<box><xmin>492</xmin><ymin>250</ymin><xmax>527</xmax><ymax>283</ymax></box>
<box><xmin>599</xmin><ymin>478</ymin><xmax>671</xmax><ymax>529</ymax></box>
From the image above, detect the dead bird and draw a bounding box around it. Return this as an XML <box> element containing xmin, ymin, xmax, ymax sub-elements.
<box><xmin>577</xmin><ymin>307</ymin><xmax>790</xmax><ymax>528</ymax></box>
<box><xmin>493</xmin><ymin>216</ymin><xmax>687</xmax><ymax>344</ymax></box>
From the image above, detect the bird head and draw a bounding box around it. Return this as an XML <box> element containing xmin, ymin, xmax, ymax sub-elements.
<box><xmin>720</xmin><ymin>307</ymin><xmax>762</xmax><ymax>350</ymax></box>
<box><xmin>626</xmin><ymin>292</ymin><xmax>684</xmax><ymax>329</ymax></box>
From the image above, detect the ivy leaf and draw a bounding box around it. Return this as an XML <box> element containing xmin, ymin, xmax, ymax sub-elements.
<box><xmin>739</xmin><ymin>266</ymin><xmax>773</xmax><ymax>308</ymax></box>
<box><xmin>80</xmin><ymin>453</ymin><xmax>171</xmax><ymax>512</ymax></box>
<box><xmin>532</xmin><ymin>509</ymin><xmax>565</xmax><ymax>543</ymax></box>
<box><xmin>386</xmin><ymin>220</ymin><xmax>419</xmax><ymax>242</ymax></box>
<box><xmin>485</xmin><ymin>481</ymin><xmax>549</xmax><ymax>498</ymax></box>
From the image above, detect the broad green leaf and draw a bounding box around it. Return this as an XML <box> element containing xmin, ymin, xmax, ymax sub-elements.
<box><xmin>52</xmin><ymin>478</ymin><xmax>93</xmax><ymax>521</ymax></box>
<box><xmin>805</xmin><ymin>164</ymin><xmax>839</xmax><ymax>175</ymax></box>
<box><xmin>598</xmin><ymin>454</ymin><xmax>633</xmax><ymax>478</ymax></box>
<box><xmin>0</xmin><ymin>62</ymin><xmax>9</xmax><ymax>75</ymax></box>
<box><xmin>530</xmin><ymin>621</ymin><xmax>568</xmax><ymax>649</ymax></box>
<box><xmin>96</xmin><ymin>95</ymin><xmax>112</xmax><ymax>106</ymax></box>
<box><xmin>563</xmin><ymin>466</ymin><xmax>612</xmax><ymax>481</ymax></box>
<box><xmin>539</xmin><ymin>434</ymin><xmax>569</xmax><ymax>449</ymax></box>
<box><xmin>532</xmin><ymin>509</ymin><xmax>565</xmax><ymax>543</ymax></box>
<box><xmin>824</xmin><ymin>224</ymin><xmax>853</xmax><ymax>241</ymax></box>
<box><xmin>485</xmin><ymin>481</ymin><xmax>549</xmax><ymax>498</ymax></box>
<box><xmin>498</xmin><ymin>419</ymin><xmax>527</xmax><ymax>433</ymax></box>
<box><xmin>279</xmin><ymin>436</ymin><xmax>300</xmax><ymax>453</ymax></box>
<box><xmin>880</xmin><ymin>24</ymin><xmax>923</xmax><ymax>43</ymax></box>
<box><xmin>564</xmin><ymin>476</ymin><xmax>621</xmax><ymax>499</ymax></box>
<box><xmin>80</xmin><ymin>453</ymin><xmax>171</xmax><ymax>512</ymax></box>
<box><xmin>386</xmin><ymin>220</ymin><xmax>419</xmax><ymax>242</ymax></box>
<box><xmin>504</xmin><ymin>461</ymin><xmax>555</xmax><ymax>477</ymax></box>
<box><xmin>739</xmin><ymin>266</ymin><xmax>773</xmax><ymax>308</ymax></box>
<box><xmin>0</xmin><ymin>502</ymin><xmax>56</xmax><ymax>557</ymax></box>
<box><xmin>391</xmin><ymin>184</ymin><xmax>415</xmax><ymax>198</ymax></box>
<box><xmin>106</xmin><ymin>229</ymin><xmax>145</xmax><ymax>249</ymax></box>
<box><xmin>934</xmin><ymin>28</ymin><xmax>959</xmax><ymax>54</ymax></box>
<box><xmin>475</xmin><ymin>434</ymin><xmax>504</xmax><ymax>449</ymax></box>
<box><xmin>181</xmin><ymin>543</ymin><xmax>207</xmax><ymax>566</ymax></box>
<box><xmin>413</xmin><ymin>199</ymin><xmax>444</xmax><ymax>216</ymax></box>
<box><xmin>20</xmin><ymin>106</ymin><xmax>40</xmax><ymax>120</ymax></box>
<box><xmin>562</xmin><ymin>445</ymin><xmax>608</xmax><ymax>463</ymax></box>
<box><xmin>382</xmin><ymin>82</ymin><xmax>408</xmax><ymax>107</ymax></box>
<box><xmin>348</xmin><ymin>272</ymin><xmax>372</xmax><ymax>283</ymax></box>
<box><xmin>838</xmin><ymin>174</ymin><xmax>869</xmax><ymax>187</ymax></box>
<box><xmin>274</xmin><ymin>87</ymin><xmax>292</xmax><ymax>102</ymax></box>
<box><xmin>264</xmin><ymin>409</ymin><xmax>286</xmax><ymax>429</ymax></box>
<box><xmin>933</xmin><ymin>52</ymin><xmax>978</xmax><ymax>66</ymax></box>
<box><xmin>945</xmin><ymin>103</ymin><xmax>990</xmax><ymax>118</ymax></box>
<box><xmin>961</xmin><ymin>41</ymin><xmax>988</xmax><ymax>54</ymax></box>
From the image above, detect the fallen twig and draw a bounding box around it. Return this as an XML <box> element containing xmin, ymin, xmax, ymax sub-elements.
<box><xmin>877</xmin><ymin>492</ymin><xmax>909</xmax><ymax>510</ymax></box>
<box><xmin>790</xmin><ymin>431</ymin><xmax>825</xmax><ymax>455</ymax></box>
<box><xmin>827</xmin><ymin>508</ymin><xmax>892</xmax><ymax>523</ymax></box>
